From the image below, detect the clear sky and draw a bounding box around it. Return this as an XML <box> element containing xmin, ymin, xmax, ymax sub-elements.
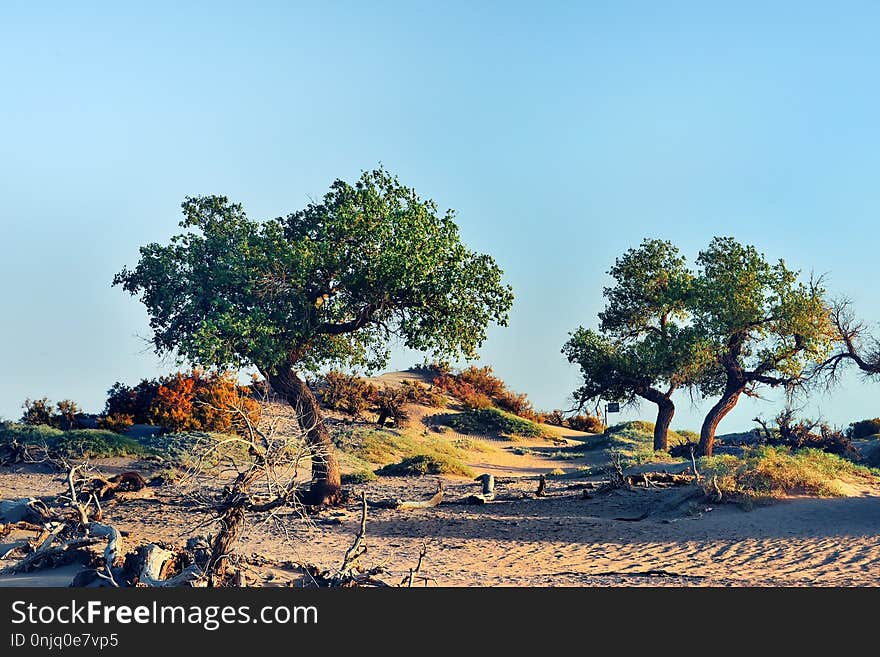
<box><xmin>2</xmin><ymin>2</ymin><xmax>879</xmax><ymax>433</ymax></box>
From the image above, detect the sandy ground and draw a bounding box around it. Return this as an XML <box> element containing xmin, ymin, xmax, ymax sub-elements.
<box><xmin>2</xmin><ymin>459</ymin><xmax>879</xmax><ymax>587</ymax></box>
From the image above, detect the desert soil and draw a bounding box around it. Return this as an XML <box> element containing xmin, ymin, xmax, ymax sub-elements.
<box><xmin>2</xmin><ymin>456</ymin><xmax>879</xmax><ymax>587</ymax></box>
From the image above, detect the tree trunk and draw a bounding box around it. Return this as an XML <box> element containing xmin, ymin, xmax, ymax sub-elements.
<box><xmin>637</xmin><ymin>387</ymin><xmax>675</xmax><ymax>452</ymax></box>
<box><xmin>268</xmin><ymin>367</ymin><xmax>342</xmax><ymax>506</ymax></box>
<box><xmin>698</xmin><ymin>386</ymin><xmax>743</xmax><ymax>457</ymax></box>
<box><xmin>653</xmin><ymin>400</ymin><xmax>675</xmax><ymax>452</ymax></box>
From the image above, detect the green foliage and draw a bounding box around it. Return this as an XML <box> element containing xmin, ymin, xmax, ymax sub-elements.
<box><xmin>699</xmin><ymin>446</ymin><xmax>876</xmax><ymax>500</ymax></box>
<box><xmin>341</xmin><ymin>469</ymin><xmax>377</xmax><ymax>485</ymax></box>
<box><xmin>446</xmin><ymin>407</ymin><xmax>544</xmax><ymax>438</ymax></box>
<box><xmin>113</xmin><ymin>167</ymin><xmax>513</xmax><ymax>376</ymax></box>
<box><xmin>376</xmin><ymin>454</ymin><xmax>474</xmax><ymax>478</ymax></box>
<box><xmin>21</xmin><ymin>398</ymin><xmax>83</xmax><ymax>430</ymax></box>
<box><xmin>848</xmin><ymin>418</ymin><xmax>880</xmax><ymax>440</ymax></box>
<box><xmin>21</xmin><ymin>398</ymin><xmax>57</xmax><ymax>427</ymax></box>
<box><xmin>693</xmin><ymin>237</ymin><xmax>835</xmax><ymax>395</ymax></box>
<box><xmin>0</xmin><ymin>423</ymin><xmax>153</xmax><ymax>458</ymax></box>
<box><xmin>563</xmin><ymin>240</ymin><xmax>709</xmax><ymax>447</ymax></box>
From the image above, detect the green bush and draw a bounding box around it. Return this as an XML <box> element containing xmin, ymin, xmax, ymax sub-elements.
<box><xmin>376</xmin><ymin>454</ymin><xmax>474</xmax><ymax>477</ymax></box>
<box><xmin>341</xmin><ymin>469</ymin><xmax>377</xmax><ymax>485</ymax></box>
<box><xmin>0</xmin><ymin>423</ymin><xmax>153</xmax><ymax>458</ymax></box>
<box><xmin>446</xmin><ymin>407</ymin><xmax>544</xmax><ymax>438</ymax></box>
<box><xmin>848</xmin><ymin>418</ymin><xmax>880</xmax><ymax>440</ymax></box>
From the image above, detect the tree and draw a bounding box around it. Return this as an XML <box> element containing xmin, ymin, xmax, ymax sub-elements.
<box><xmin>563</xmin><ymin>239</ymin><xmax>707</xmax><ymax>451</ymax></box>
<box><xmin>817</xmin><ymin>298</ymin><xmax>880</xmax><ymax>378</ymax></box>
<box><xmin>692</xmin><ymin>237</ymin><xmax>835</xmax><ymax>456</ymax></box>
<box><xmin>114</xmin><ymin>167</ymin><xmax>513</xmax><ymax>505</ymax></box>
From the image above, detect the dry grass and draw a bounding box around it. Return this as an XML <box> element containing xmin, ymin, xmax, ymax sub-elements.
<box><xmin>699</xmin><ymin>446</ymin><xmax>877</xmax><ymax>500</ymax></box>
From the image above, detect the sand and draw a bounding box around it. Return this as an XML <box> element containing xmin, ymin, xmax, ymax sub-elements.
<box><xmin>2</xmin><ymin>461</ymin><xmax>878</xmax><ymax>587</ymax></box>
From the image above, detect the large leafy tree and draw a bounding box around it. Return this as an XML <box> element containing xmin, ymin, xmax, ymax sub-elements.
<box><xmin>563</xmin><ymin>239</ymin><xmax>707</xmax><ymax>451</ymax></box>
<box><xmin>114</xmin><ymin>167</ymin><xmax>513</xmax><ymax>505</ymax></box>
<box><xmin>692</xmin><ymin>237</ymin><xmax>835</xmax><ymax>456</ymax></box>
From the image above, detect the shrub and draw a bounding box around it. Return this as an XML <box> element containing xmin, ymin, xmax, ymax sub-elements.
<box><xmin>54</xmin><ymin>400</ymin><xmax>81</xmax><ymax>430</ymax></box>
<box><xmin>447</xmin><ymin>407</ymin><xmax>544</xmax><ymax>438</ymax></box>
<box><xmin>96</xmin><ymin>413</ymin><xmax>135</xmax><ymax>434</ymax></box>
<box><xmin>20</xmin><ymin>398</ymin><xmax>83</xmax><ymax>430</ymax></box>
<box><xmin>494</xmin><ymin>389</ymin><xmax>533</xmax><ymax>417</ymax></box>
<box><xmin>320</xmin><ymin>371</ymin><xmax>377</xmax><ymax>418</ymax></box>
<box><xmin>375</xmin><ymin>386</ymin><xmax>411</xmax><ymax>427</ymax></box>
<box><xmin>699</xmin><ymin>445</ymin><xmax>876</xmax><ymax>500</ymax></box>
<box><xmin>400</xmin><ymin>380</ymin><xmax>446</xmax><ymax>407</ymax></box>
<box><xmin>376</xmin><ymin>454</ymin><xmax>474</xmax><ymax>477</ymax></box>
<box><xmin>754</xmin><ymin>409</ymin><xmax>856</xmax><ymax>458</ymax></box>
<box><xmin>433</xmin><ymin>366</ymin><xmax>535</xmax><ymax>418</ymax></box>
<box><xmin>139</xmin><ymin>369</ymin><xmax>261</xmax><ymax>434</ymax></box>
<box><xmin>0</xmin><ymin>423</ymin><xmax>153</xmax><ymax>458</ymax></box>
<box><xmin>341</xmin><ymin>469</ymin><xmax>377</xmax><ymax>485</ymax></box>
<box><xmin>544</xmin><ymin>409</ymin><xmax>566</xmax><ymax>426</ymax></box>
<box><xmin>567</xmin><ymin>414</ymin><xmax>605</xmax><ymax>433</ymax></box>
<box><xmin>104</xmin><ymin>379</ymin><xmax>159</xmax><ymax>424</ymax></box>
<box><xmin>848</xmin><ymin>418</ymin><xmax>880</xmax><ymax>440</ymax></box>
<box><xmin>21</xmin><ymin>397</ymin><xmax>55</xmax><ymax>426</ymax></box>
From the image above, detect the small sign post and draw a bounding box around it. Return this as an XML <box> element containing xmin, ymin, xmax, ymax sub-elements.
<box><xmin>604</xmin><ymin>402</ymin><xmax>620</xmax><ymax>428</ymax></box>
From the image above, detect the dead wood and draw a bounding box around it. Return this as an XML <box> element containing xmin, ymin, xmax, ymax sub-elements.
<box><xmin>535</xmin><ymin>474</ymin><xmax>547</xmax><ymax>497</ymax></box>
<box><xmin>0</xmin><ymin>498</ymin><xmax>52</xmax><ymax>524</ymax></box>
<box><xmin>86</xmin><ymin>472</ymin><xmax>148</xmax><ymax>501</ymax></box>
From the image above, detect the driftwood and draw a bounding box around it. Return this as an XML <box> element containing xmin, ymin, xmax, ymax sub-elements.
<box><xmin>135</xmin><ymin>545</ymin><xmax>204</xmax><ymax>587</ymax></box>
<box><xmin>535</xmin><ymin>474</ymin><xmax>547</xmax><ymax>497</ymax></box>
<box><xmin>0</xmin><ymin>498</ymin><xmax>52</xmax><ymax>524</ymax></box>
<box><xmin>624</xmin><ymin>472</ymin><xmax>694</xmax><ymax>488</ymax></box>
<box><xmin>466</xmin><ymin>473</ymin><xmax>496</xmax><ymax>504</ymax></box>
<box><xmin>369</xmin><ymin>482</ymin><xmax>444</xmax><ymax>510</ymax></box>
<box><xmin>86</xmin><ymin>472</ymin><xmax>148</xmax><ymax>501</ymax></box>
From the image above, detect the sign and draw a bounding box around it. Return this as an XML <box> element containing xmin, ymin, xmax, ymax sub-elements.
<box><xmin>606</xmin><ymin>402</ymin><xmax>620</xmax><ymax>413</ymax></box>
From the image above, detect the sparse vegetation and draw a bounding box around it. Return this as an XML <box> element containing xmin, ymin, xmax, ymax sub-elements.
<box><xmin>341</xmin><ymin>469</ymin><xmax>377</xmax><ymax>485</ymax></box>
<box><xmin>0</xmin><ymin>423</ymin><xmax>154</xmax><ymax>458</ymax></box>
<box><xmin>566</xmin><ymin>414</ymin><xmax>605</xmax><ymax>433</ymax></box>
<box><xmin>848</xmin><ymin>418</ymin><xmax>880</xmax><ymax>440</ymax></box>
<box><xmin>699</xmin><ymin>446</ymin><xmax>876</xmax><ymax>500</ymax></box>
<box><xmin>446</xmin><ymin>407</ymin><xmax>544</xmax><ymax>438</ymax></box>
<box><xmin>376</xmin><ymin>454</ymin><xmax>474</xmax><ymax>477</ymax></box>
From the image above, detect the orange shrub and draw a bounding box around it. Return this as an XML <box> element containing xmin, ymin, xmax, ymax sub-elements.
<box><xmin>567</xmin><ymin>414</ymin><xmax>605</xmax><ymax>433</ymax></box>
<box><xmin>434</xmin><ymin>366</ymin><xmax>534</xmax><ymax>419</ymax></box>
<box><xmin>97</xmin><ymin>413</ymin><xmax>135</xmax><ymax>434</ymax></box>
<box><xmin>149</xmin><ymin>369</ymin><xmax>260</xmax><ymax>434</ymax></box>
<box><xmin>320</xmin><ymin>371</ymin><xmax>377</xmax><ymax>419</ymax></box>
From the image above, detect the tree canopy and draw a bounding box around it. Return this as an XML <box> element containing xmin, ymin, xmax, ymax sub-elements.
<box><xmin>692</xmin><ymin>236</ymin><xmax>836</xmax><ymax>455</ymax></box>
<box><xmin>564</xmin><ymin>239</ymin><xmax>708</xmax><ymax>450</ymax></box>
<box><xmin>114</xmin><ymin>167</ymin><xmax>513</xmax><ymax>375</ymax></box>
<box><xmin>114</xmin><ymin>167</ymin><xmax>513</xmax><ymax>504</ymax></box>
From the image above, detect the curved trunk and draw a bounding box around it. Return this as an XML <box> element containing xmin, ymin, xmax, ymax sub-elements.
<box><xmin>697</xmin><ymin>386</ymin><xmax>743</xmax><ymax>457</ymax></box>
<box><xmin>268</xmin><ymin>367</ymin><xmax>342</xmax><ymax>507</ymax></box>
<box><xmin>653</xmin><ymin>400</ymin><xmax>675</xmax><ymax>452</ymax></box>
<box><xmin>637</xmin><ymin>387</ymin><xmax>675</xmax><ymax>452</ymax></box>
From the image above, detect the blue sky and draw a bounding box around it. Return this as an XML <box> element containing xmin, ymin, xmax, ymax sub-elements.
<box><xmin>2</xmin><ymin>2</ymin><xmax>879</xmax><ymax>432</ymax></box>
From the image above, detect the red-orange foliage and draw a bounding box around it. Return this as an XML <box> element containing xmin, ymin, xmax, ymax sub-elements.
<box><xmin>149</xmin><ymin>369</ymin><xmax>260</xmax><ymax>434</ymax></box>
<box><xmin>433</xmin><ymin>366</ymin><xmax>534</xmax><ymax>417</ymax></box>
